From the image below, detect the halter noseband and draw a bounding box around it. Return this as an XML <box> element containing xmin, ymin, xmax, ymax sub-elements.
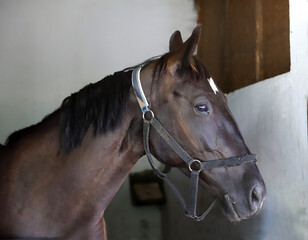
<box><xmin>131</xmin><ymin>65</ymin><xmax>257</xmax><ymax>221</ymax></box>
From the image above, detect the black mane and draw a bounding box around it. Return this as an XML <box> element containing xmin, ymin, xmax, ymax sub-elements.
<box><xmin>59</xmin><ymin>70</ymin><xmax>132</xmax><ymax>152</ymax></box>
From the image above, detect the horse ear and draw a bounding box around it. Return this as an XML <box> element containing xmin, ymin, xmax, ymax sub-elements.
<box><xmin>167</xmin><ymin>25</ymin><xmax>202</xmax><ymax>76</ymax></box>
<box><xmin>169</xmin><ymin>30</ymin><xmax>183</xmax><ymax>52</ymax></box>
<box><xmin>181</xmin><ymin>24</ymin><xmax>202</xmax><ymax>67</ymax></box>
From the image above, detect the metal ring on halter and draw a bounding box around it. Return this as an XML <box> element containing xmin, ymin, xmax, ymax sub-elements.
<box><xmin>142</xmin><ymin>109</ymin><xmax>155</xmax><ymax>121</ymax></box>
<box><xmin>188</xmin><ymin>159</ymin><xmax>202</xmax><ymax>172</ymax></box>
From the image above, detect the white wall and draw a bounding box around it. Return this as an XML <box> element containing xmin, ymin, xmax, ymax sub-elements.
<box><xmin>227</xmin><ymin>0</ymin><xmax>308</xmax><ymax>239</ymax></box>
<box><xmin>0</xmin><ymin>0</ymin><xmax>197</xmax><ymax>144</ymax></box>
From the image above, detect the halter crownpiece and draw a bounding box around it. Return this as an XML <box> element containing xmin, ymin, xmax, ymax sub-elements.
<box><xmin>131</xmin><ymin>65</ymin><xmax>257</xmax><ymax>221</ymax></box>
<box><xmin>131</xmin><ymin>65</ymin><xmax>149</xmax><ymax>114</ymax></box>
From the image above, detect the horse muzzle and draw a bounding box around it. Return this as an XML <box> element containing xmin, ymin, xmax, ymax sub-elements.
<box><xmin>222</xmin><ymin>181</ymin><xmax>266</xmax><ymax>221</ymax></box>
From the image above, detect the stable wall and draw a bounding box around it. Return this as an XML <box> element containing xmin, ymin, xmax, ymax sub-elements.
<box><xmin>227</xmin><ymin>0</ymin><xmax>308</xmax><ymax>238</ymax></box>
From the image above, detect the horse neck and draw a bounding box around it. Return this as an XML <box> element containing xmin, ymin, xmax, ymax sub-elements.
<box><xmin>57</xmin><ymin>90</ymin><xmax>145</xmax><ymax>214</ymax></box>
<box><xmin>65</xmin><ymin>64</ymin><xmax>163</xmax><ymax>215</ymax></box>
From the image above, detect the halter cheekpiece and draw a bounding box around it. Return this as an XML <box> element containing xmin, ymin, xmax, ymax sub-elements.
<box><xmin>131</xmin><ymin>65</ymin><xmax>257</xmax><ymax>221</ymax></box>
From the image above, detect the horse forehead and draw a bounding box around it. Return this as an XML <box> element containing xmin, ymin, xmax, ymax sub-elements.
<box><xmin>207</xmin><ymin>77</ymin><xmax>219</xmax><ymax>94</ymax></box>
<box><xmin>178</xmin><ymin>78</ymin><xmax>218</xmax><ymax>96</ymax></box>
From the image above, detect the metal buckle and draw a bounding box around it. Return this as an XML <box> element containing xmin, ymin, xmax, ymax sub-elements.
<box><xmin>142</xmin><ymin>109</ymin><xmax>154</xmax><ymax>121</ymax></box>
<box><xmin>188</xmin><ymin>159</ymin><xmax>202</xmax><ymax>172</ymax></box>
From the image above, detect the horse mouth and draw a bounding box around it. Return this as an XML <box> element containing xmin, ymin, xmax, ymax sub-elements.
<box><xmin>222</xmin><ymin>194</ymin><xmax>242</xmax><ymax>222</ymax></box>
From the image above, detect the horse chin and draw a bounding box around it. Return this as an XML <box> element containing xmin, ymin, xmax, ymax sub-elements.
<box><xmin>221</xmin><ymin>204</ymin><xmax>242</xmax><ymax>222</ymax></box>
<box><xmin>220</xmin><ymin>196</ymin><xmax>261</xmax><ymax>222</ymax></box>
<box><xmin>197</xmin><ymin>180</ymin><xmax>243</xmax><ymax>222</ymax></box>
<box><xmin>220</xmin><ymin>196</ymin><xmax>245</xmax><ymax>222</ymax></box>
<box><xmin>222</xmin><ymin>205</ymin><xmax>242</xmax><ymax>222</ymax></box>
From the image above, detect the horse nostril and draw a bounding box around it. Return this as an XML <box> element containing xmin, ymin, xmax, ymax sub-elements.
<box><xmin>251</xmin><ymin>189</ymin><xmax>259</xmax><ymax>204</ymax></box>
<box><xmin>250</xmin><ymin>185</ymin><xmax>263</xmax><ymax>210</ymax></box>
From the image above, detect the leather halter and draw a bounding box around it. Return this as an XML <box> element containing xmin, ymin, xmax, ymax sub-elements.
<box><xmin>132</xmin><ymin>65</ymin><xmax>257</xmax><ymax>221</ymax></box>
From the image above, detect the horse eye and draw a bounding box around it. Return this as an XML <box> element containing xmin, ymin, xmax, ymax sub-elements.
<box><xmin>195</xmin><ymin>104</ymin><xmax>210</xmax><ymax>114</ymax></box>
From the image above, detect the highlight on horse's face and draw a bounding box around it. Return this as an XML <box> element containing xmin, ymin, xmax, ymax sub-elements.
<box><xmin>148</xmin><ymin>25</ymin><xmax>266</xmax><ymax>221</ymax></box>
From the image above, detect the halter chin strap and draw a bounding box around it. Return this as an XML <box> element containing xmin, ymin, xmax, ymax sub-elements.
<box><xmin>131</xmin><ymin>65</ymin><xmax>257</xmax><ymax>221</ymax></box>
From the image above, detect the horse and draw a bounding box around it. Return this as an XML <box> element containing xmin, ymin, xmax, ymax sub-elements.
<box><xmin>0</xmin><ymin>25</ymin><xmax>266</xmax><ymax>240</ymax></box>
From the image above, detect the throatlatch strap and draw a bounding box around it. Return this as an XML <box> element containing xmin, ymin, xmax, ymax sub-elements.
<box><xmin>143</xmin><ymin>120</ymin><xmax>188</xmax><ymax>210</ymax></box>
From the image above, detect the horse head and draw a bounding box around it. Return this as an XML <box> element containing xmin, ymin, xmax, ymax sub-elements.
<box><xmin>138</xmin><ymin>25</ymin><xmax>266</xmax><ymax>222</ymax></box>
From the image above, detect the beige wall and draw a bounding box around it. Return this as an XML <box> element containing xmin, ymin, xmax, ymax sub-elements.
<box><xmin>227</xmin><ymin>0</ymin><xmax>308</xmax><ymax>238</ymax></box>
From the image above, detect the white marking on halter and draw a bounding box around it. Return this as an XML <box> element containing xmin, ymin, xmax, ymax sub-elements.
<box><xmin>208</xmin><ymin>77</ymin><xmax>219</xmax><ymax>94</ymax></box>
